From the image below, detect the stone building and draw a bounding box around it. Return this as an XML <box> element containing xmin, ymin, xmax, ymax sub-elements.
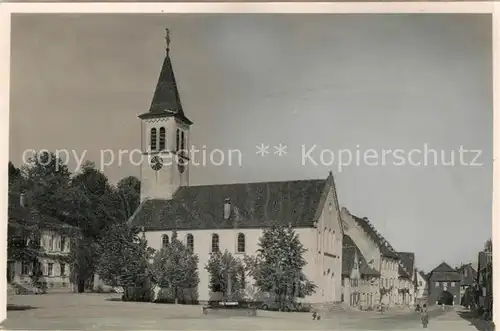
<box><xmin>427</xmin><ymin>262</ymin><xmax>461</xmax><ymax>306</ymax></box>
<box><xmin>129</xmin><ymin>32</ymin><xmax>344</xmax><ymax>304</ymax></box>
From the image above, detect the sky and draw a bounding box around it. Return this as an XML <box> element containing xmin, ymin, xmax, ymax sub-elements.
<box><xmin>9</xmin><ymin>13</ymin><xmax>492</xmax><ymax>271</ymax></box>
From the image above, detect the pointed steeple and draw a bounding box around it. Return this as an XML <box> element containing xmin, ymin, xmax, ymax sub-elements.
<box><xmin>139</xmin><ymin>29</ymin><xmax>193</xmax><ymax>125</ymax></box>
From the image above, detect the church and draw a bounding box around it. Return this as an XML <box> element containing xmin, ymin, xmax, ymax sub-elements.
<box><xmin>129</xmin><ymin>31</ymin><xmax>344</xmax><ymax>304</ymax></box>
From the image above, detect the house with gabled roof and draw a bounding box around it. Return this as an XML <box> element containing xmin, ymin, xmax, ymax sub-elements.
<box><xmin>8</xmin><ymin>193</ymin><xmax>79</xmax><ymax>293</ymax></box>
<box><xmin>340</xmin><ymin>208</ymin><xmax>400</xmax><ymax>307</ymax></box>
<box><xmin>342</xmin><ymin>234</ymin><xmax>380</xmax><ymax>308</ymax></box>
<box><xmin>128</xmin><ymin>32</ymin><xmax>345</xmax><ymax>304</ymax></box>
<box><xmin>427</xmin><ymin>262</ymin><xmax>461</xmax><ymax>306</ymax></box>
<box><xmin>456</xmin><ymin>263</ymin><xmax>477</xmax><ymax>304</ymax></box>
<box><xmin>414</xmin><ymin>269</ymin><xmax>428</xmax><ymax>304</ymax></box>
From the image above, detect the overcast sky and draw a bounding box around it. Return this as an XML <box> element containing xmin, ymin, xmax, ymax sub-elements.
<box><xmin>10</xmin><ymin>14</ymin><xmax>492</xmax><ymax>271</ymax></box>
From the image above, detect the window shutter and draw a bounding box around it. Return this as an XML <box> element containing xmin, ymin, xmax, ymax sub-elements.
<box><xmin>57</xmin><ymin>237</ymin><xmax>61</xmax><ymax>251</ymax></box>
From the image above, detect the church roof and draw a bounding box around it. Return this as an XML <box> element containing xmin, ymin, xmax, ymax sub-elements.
<box><xmin>428</xmin><ymin>262</ymin><xmax>461</xmax><ymax>282</ymax></box>
<box><xmin>342</xmin><ymin>234</ymin><xmax>380</xmax><ymax>277</ymax></box>
<box><xmin>131</xmin><ymin>175</ymin><xmax>337</xmax><ymax>231</ymax></box>
<box><xmin>138</xmin><ymin>32</ymin><xmax>192</xmax><ymax>125</ymax></box>
<box><xmin>398</xmin><ymin>252</ymin><xmax>415</xmax><ymax>279</ymax></box>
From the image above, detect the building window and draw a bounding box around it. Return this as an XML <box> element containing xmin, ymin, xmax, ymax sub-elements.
<box><xmin>162</xmin><ymin>235</ymin><xmax>169</xmax><ymax>248</ymax></box>
<box><xmin>21</xmin><ymin>261</ymin><xmax>30</xmax><ymax>275</ymax></box>
<box><xmin>48</xmin><ymin>263</ymin><xmax>54</xmax><ymax>276</ymax></box>
<box><xmin>451</xmin><ymin>282</ymin><xmax>455</xmax><ymax>287</ymax></box>
<box><xmin>176</xmin><ymin>129</ymin><xmax>180</xmax><ymax>151</ymax></box>
<box><xmin>60</xmin><ymin>263</ymin><xmax>66</xmax><ymax>276</ymax></box>
<box><xmin>159</xmin><ymin>127</ymin><xmax>166</xmax><ymax>151</ymax></box>
<box><xmin>237</xmin><ymin>233</ymin><xmax>245</xmax><ymax>253</ymax></box>
<box><xmin>435</xmin><ymin>282</ymin><xmax>439</xmax><ymax>287</ymax></box>
<box><xmin>181</xmin><ymin>131</ymin><xmax>186</xmax><ymax>151</ymax></box>
<box><xmin>419</xmin><ymin>281</ymin><xmax>422</xmax><ymax>286</ymax></box>
<box><xmin>211</xmin><ymin>234</ymin><xmax>219</xmax><ymax>253</ymax></box>
<box><xmin>48</xmin><ymin>236</ymin><xmax>53</xmax><ymax>252</ymax></box>
<box><xmin>150</xmin><ymin>128</ymin><xmax>157</xmax><ymax>151</ymax></box>
<box><xmin>186</xmin><ymin>234</ymin><xmax>194</xmax><ymax>251</ymax></box>
<box><xmin>60</xmin><ymin>236</ymin><xmax>66</xmax><ymax>251</ymax></box>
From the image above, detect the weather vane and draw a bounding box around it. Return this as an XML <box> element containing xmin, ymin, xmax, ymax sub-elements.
<box><xmin>165</xmin><ymin>28</ymin><xmax>171</xmax><ymax>54</ymax></box>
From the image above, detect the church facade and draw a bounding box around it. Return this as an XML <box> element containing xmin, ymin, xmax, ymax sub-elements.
<box><xmin>129</xmin><ymin>32</ymin><xmax>344</xmax><ymax>304</ymax></box>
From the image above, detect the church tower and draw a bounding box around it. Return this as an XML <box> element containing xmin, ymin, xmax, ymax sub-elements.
<box><xmin>138</xmin><ymin>29</ymin><xmax>193</xmax><ymax>202</ymax></box>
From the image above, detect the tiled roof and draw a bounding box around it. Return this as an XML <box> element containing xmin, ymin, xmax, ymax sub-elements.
<box><xmin>342</xmin><ymin>234</ymin><xmax>380</xmax><ymax>277</ymax></box>
<box><xmin>8</xmin><ymin>204</ymin><xmax>78</xmax><ymax>231</ymax></box>
<box><xmin>138</xmin><ymin>48</ymin><xmax>192</xmax><ymax>125</ymax></box>
<box><xmin>342</xmin><ymin>208</ymin><xmax>399</xmax><ymax>259</ymax></box>
<box><xmin>398</xmin><ymin>252</ymin><xmax>415</xmax><ymax>279</ymax></box>
<box><xmin>131</xmin><ymin>177</ymin><xmax>333</xmax><ymax>231</ymax></box>
<box><xmin>428</xmin><ymin>262</ymin><xmax>461</xmax><ymax>282</ymax></box>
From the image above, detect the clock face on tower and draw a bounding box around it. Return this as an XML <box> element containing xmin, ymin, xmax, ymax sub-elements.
<box><xmin>150</xmin><ymin>156</ymin><xmax>163</xmax><ymax>171</ymax></box>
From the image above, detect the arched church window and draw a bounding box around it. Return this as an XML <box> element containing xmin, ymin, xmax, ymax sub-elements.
<box><xmin>159</xmin><ymin>127</ymin><xmax>166</xmax><ymax>151</ymax></box>
<box><xmin>162</xmin><ymin>234</ymin><xmax>169</xmax><ymax>248</ymax></box>
<box><xmin>181</xmin><ymin>131</ymin><xmax>186</xmax><ymax>151</ymax></box>
<box><xmin>150</xmin><ymin>128</ymin><xmax>157</xmax><ymax>151</ymax></box>
<box><xmin>176</xmin><ymin>129</ymin><xmax>180</xmax><ymax>151</ymax></box>
<box><xmin>186</xmin><ymin>233</ymin><xmax>194</xmax><ymax>251</ymax></box>
<box><xmin>237</xmin><ymin>233</ymin><xmax>245</xmax><ymax>253</ymax></box>
<box><xmin>211</xmin><ymin>234</ymin><xmax>219</xmax><ymax>253</ymax></box>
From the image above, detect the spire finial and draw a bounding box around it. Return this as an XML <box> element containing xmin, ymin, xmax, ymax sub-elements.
<box><xmin>165</xmin><ymin>28</ymin><xmax>171</xmax><ymax>54</ymax></box>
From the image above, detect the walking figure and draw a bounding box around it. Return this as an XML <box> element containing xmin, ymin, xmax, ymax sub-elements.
<box><xmin>420</xmin><ymin>304</ymin><xmax>429</xmax><ymax>328</ymax></box>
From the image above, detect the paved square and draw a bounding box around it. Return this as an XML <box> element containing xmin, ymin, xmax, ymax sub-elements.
<box><xmin>3</xmin><ymin>293</ymin><xmax>478</xmax><ymax>330</ymax></box>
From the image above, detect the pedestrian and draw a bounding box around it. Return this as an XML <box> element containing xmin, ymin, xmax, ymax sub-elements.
<box><xmin>420</xmin><ymin>304</ymin><xmax>429</xmax><ymax>328</ymax></box>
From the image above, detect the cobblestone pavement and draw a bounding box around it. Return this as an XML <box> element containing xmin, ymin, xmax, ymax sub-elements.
<box><xmin>2</xmin><ymin>293</ymin><xmax>480</xmax><ymax>330</ymax></box>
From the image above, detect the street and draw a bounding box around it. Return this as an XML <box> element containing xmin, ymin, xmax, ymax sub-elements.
<box><xmin>2</xmin><ymin>293</ymin><xmax>481</xmax><ymax>330</ymax></box>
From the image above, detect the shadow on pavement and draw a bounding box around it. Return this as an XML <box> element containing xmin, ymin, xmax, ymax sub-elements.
<box><xmin>7</xmin><ymin>304</ymin><xmax>38</xmax><ymax>311</ymax></box>
<box><xmin>457</xmin><ymin>311</ymin><xmax>495</xmax><ymax>331</ymax></box>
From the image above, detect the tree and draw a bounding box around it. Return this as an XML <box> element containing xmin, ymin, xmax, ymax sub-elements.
<box><xmin>70</xmin><ymin>161</ymin><xmax>123</xmax><ymax>236</ymax></box>
<box><xmin>245</xmin><ymin>225</ymin><xmax>316</xmax><ymax>306</ymax></box>
<box><xmin>484</xmin><ymin>239</ymin><xmax>492</xmax><ymax>253</ymax></box>
<box><xmin>96</xmin><ymin>222</ymin><xmax>154</xmax><ymax>300</ymax></box>
<box><xmin>151</xmin><ymin>231</ymin><xmax>199</xmax><ymax>303</ymax></box>
<box><xmin>68</xmin><ymin>161</ymin><xmax>128</xmax><ymax>290</ymax></box>
<box><xmin>21</xmin><ymin>152</ymin><xmax>72</xmax><ymax>220</ymax></box>
<box><xmin>116</xmin><ymin>176</ymin><xmax>141</xmax><ymax>220</ymax></box>
<box><xmin>205</xmin><ymin>250</ymin><xmax>246</xmax><ymax>300</ymax></box>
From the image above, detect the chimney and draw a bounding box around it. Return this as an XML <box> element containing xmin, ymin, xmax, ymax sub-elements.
<box><xmin>20</xmin><ymin>193</ymin><xmax>26</xmax><ymax>207</ymax></box>
<box><xmin>223</xmin><ymin>198</ymin><xmax>231</xmax><ymax>220</ymax></box>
